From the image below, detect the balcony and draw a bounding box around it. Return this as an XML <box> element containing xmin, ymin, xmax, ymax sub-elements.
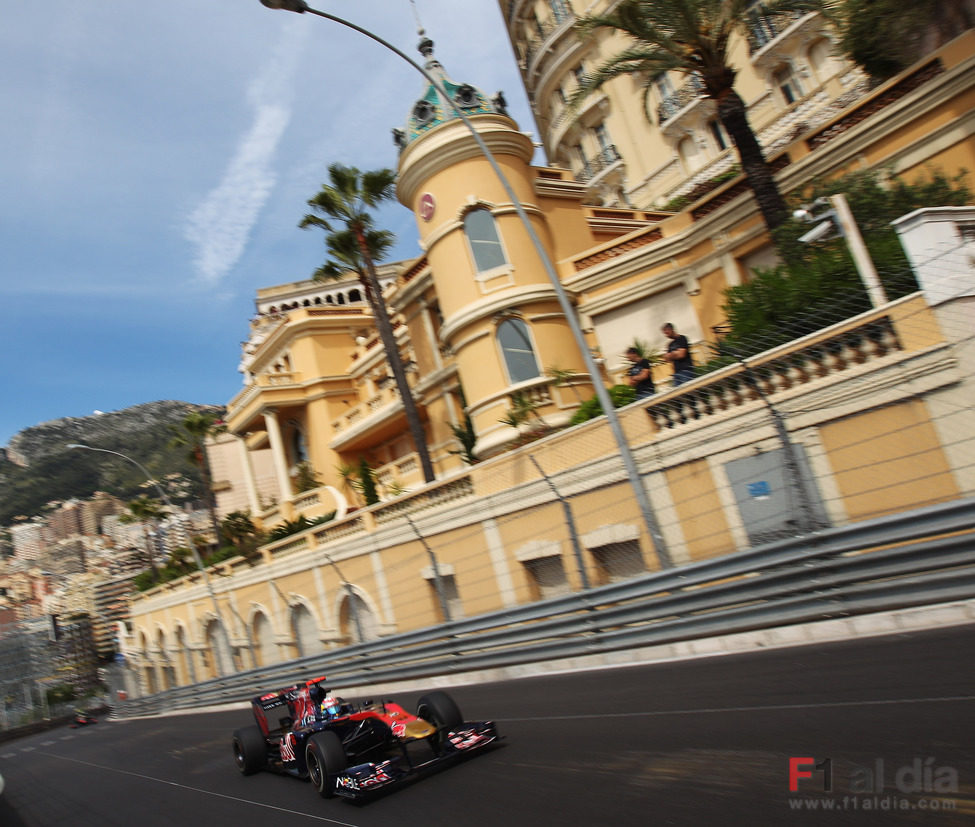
<box><xmin>745</xmin><ymin>7</ymin><xmax>821</xmax><ymax>70</ymax></box>
<box><xmin>522</xmin><ymin>14</ymin><xmax>578</xmax><ymax>82</ymax></box>
<box><xmin>746</xmin><ymin>3</ymin><xmax>804</xmax><ymax>51</ymax></box>
<box><xmin>656</xmin><ymin>75</ymin><xmax>706</xmax><ymax>127</ymax></box>
<box><xmin>644</xmin><ymin>308</ymin><xmax>909</xmax><ymax>432</ymax></box>
<box><xmin>574</xmin><ymin>144</ymin><xmax>623</xmax><ymax>185</ymax></box>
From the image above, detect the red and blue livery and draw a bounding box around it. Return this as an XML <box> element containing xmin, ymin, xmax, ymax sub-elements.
<box><xmin>232</xmin><ymin>675</ymin><xmax>499</xmax><ymax>799</ymax></box>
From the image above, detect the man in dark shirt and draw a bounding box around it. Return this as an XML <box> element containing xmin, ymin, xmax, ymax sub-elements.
<box><xmin>624</xmin><ymin>347</ymin><xmax>655</xmax><ymax>399</ymax></box>
<box><xmin>662</xmin><ymin>323</ymin><xmax>694</xmax><ymax>386</ymax></box>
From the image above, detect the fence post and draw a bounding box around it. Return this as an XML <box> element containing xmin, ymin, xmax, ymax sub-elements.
<box><xmin>405</xmin><ymin>514</ymin><xmax>453</xmax><ymax>623</ymax></box>
<box><xmin>529</xmin><ymin>455</ymin><xmax>592</xmax><ymax>590</ymax></box>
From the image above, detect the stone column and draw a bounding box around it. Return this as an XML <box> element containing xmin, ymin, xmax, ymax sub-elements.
<box><xmin>235</xmin><ymin>435</ymin><xmax>261</xmax><ymax>514</ymax></box>
<box><xmin>262</xmin><ymin>408</ymin><xmax>293</xmax><ymax>506</ymax></box>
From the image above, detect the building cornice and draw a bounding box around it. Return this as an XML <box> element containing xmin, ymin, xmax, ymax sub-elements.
<box><xmin>438</xmin><ymin>284</ymin><xmax>564</xmax><ymax>344</ymax></box>
<box><xmin>396</xmin><ymin>115</ymin><xmax>535</xmax><ymax>206</ymax></box>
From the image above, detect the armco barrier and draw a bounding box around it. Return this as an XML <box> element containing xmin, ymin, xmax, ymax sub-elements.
<box><xmin>116</xmin><ymin>497</ymin><xmax>975</xmax><ymax>718</ymax></box>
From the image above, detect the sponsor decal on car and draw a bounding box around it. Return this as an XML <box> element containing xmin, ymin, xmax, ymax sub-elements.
<box><xmin>360</xmin><ymin>765</ymin><xmax>394</xmax><ymax>788</ymax></box>
<box><xmin>449</xmin><ymin>728</ymin><xmax>494</xmax><ymax>750</ymax></box>
<box><xmin>280</xmin><ymin>732</ymin><xmax>297</xmax><ymax>763</ymax></box>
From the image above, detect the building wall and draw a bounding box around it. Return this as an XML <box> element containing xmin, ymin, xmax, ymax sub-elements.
<box><xmin>503</xmin><ymin>1</ymin><xmax>861</xmax><ymax>209</ymax></box>
<box><xmin>128</xmin><ymin>284</ymin><xmax>974</xmax><ymax>691</ymax></box>
<box><xmin>155</xmin><ymin>23</ymin><xmax>975</xmax><ymax>694</ymax></box>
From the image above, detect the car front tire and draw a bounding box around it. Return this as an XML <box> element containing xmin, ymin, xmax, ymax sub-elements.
<box><xmin>305</xmin><ymin>731</ymin><xmax>347</xmax><ymax>798</ymax></box>
<box><xmin>417</xmin><ymin>690</ymin><xmax>463</xmax><ymax>754</ymax></box>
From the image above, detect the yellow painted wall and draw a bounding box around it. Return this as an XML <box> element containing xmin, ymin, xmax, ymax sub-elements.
<box><xmin>818</xmin><ymin>399</ymin><xmax>960</xmax><ymax>520</ymax></box>
<box><xmin>665</xmin><ymin>459</ymin><xmax>735</xmax><ymax>561</ymax></box>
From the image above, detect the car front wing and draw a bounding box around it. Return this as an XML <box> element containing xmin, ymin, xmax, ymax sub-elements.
<box><xmin>333</xmin><ymin>720</ymin><xmax>499</xmax><ymax>799</ymax></box>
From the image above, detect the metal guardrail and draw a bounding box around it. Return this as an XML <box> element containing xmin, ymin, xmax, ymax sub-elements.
<box><xmin>117</xmin><ymin>498</ymin><xmax>975</xmax><ymax>717</ymax></box>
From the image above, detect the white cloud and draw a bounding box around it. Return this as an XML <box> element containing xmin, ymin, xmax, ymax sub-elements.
<box><xmin>183</xmin><ymin>19</ymin><xmax>309</xmax><ymax>286</ymax></box>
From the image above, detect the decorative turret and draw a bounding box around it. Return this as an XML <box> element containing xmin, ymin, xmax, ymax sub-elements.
<box><xmin>392</xmin><ymin>32</ymin><xmax>508</xmax><ymax>151</ymax></box>
<box><xmin>391</xmin><ymin>30</ymin><xmax>594</xmax><ymax>459</ymax></box>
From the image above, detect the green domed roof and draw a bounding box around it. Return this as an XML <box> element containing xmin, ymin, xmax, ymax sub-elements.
<box><xmin>393</xmin><ymin>33</ymin><xmax>508</xmax><ymax>152</ymax></box>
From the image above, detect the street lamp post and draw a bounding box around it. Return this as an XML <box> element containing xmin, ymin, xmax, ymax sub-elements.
<box><xmin>794</xmin><ymin>194</ymin><xmax>888</xmax><ymax>307</ymax></box>
<box><xmin>67</xmin><ymin>443</ymin><xmax>235</xmax><ymax>677</ymax></box>
<box><xmin>257</xmin><ymin>0</ymin><xmax>673</xmax><ymax>570</ymax></box>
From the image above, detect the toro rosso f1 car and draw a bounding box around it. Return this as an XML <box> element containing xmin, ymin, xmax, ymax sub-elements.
<box><xmin>232</xmin><ymin>675</ymin><xmax>499</xmax><ymax>799</ymax></box>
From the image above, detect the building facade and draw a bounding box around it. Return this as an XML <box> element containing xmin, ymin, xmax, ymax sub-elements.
<box><xmin>119</xmin><ymin>23</ymin><xmax>975</xmax><ymax>692</ymax></box>
<box><xmin>502</xmin><ymin>0</ymin><xmax>864</xmax><ymax>209</ymax></box>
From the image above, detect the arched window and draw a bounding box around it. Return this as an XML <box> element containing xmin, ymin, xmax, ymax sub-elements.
<box><xmin>464</xmin><ymin>208</ymin><xmax>508</xmax><ymax>274</ymax></box>
<box><xmin>253</xmin><ymin>612</ymin><xmax>276</xmax><ymax>667</ymax></box>
<box><xmin>290</xmin><ymin>603</ymin><xmax>325</xmax><ymax>657</ymax></box>
<box><xmin>339</xmin><ymin>592</ymin><xmax>377</xmax><ymax>644</ymax></box>
<box><xmin>773</xmin><ymin>63</ymin><xmax>804</xmax><ymax>105</ymax></box>
<box><xmin>290</xmin><ymin>424</ymin><xmax>308</xmax><ymax>464</ymax></box>
<box><xmin>497</xmin><ymin>318</ymin><xmax>540</xmax><ymax>383</ymax></box>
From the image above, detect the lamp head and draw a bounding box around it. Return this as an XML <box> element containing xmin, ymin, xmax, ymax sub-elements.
<box><xmin>259</xmin><ymin>0</ymin><xmax>309</xmax><ymax>11</ymax></box>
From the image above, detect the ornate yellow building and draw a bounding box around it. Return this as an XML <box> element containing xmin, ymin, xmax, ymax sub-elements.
<box><xmin>121</xmin><ymin>19</ymin><xmax>975</xmax><ymax>693</ymax></box>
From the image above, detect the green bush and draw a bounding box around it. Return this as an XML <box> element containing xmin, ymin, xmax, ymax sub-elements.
<box><xmin>569</xmin><ymin>384</ymin><xmax>636</xmax><ymax>425</ymax></box>
<box><xmin>710</xmin><ymin>168</ymin><xmax>971</xmax><ymax>364</ymax></box>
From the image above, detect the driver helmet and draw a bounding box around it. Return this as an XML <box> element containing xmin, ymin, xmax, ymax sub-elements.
<box><xmin>321</xmin><ymin>695</ymin><xmax>343</xmax><ymax>717</ymax></box>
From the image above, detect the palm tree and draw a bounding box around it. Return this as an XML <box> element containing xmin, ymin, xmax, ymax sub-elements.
<box><xmin>169</xmin><ymin>409</ymin><xmax>225</xmax><ymax>550</ymax></box>
<box><xmin>220</xmin><ymin>510</ymin><xmax>264</xmax><ymax>563</ymax></box>
<box><xmin>812</xmin><ymin>0</ymin><xmax>974</xmax><ymax>81</ymax></box>
<box><xmin>119</xmin><ymin>495</ymin><xmax>167</xmax><ymax>578</ymax></box>
<box><xmin>573</xmin><ymin>0</ymin><xmax>802</xmax><ymax>230</ymax></box>
<box><xmin>300</xmin><ymin>163</ymin><xmax>436</xmax><ymax>484</ymax></box>
<box><xmin>336</xmin><ymin>462</ymin><xmax>364</xmax><ymax>506</ymax></box>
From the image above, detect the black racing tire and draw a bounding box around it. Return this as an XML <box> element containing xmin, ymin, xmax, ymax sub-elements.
<box><xmin>305</xmin><ymin>731</ymin><xmax>347</xmax><ymax>799</ymax></box>
<box><xmin>232</xmin><ymin>725</ymin><xmax>267</xmax><ymax>775</ymax></box>
<box><xmin>417</xmin><ymin>690</ymin><xmax>463</xmax><ymax>754</ymax></box>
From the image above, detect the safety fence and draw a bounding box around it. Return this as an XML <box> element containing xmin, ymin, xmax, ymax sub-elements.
<box><xmin>0</xmin><ymin>616</ymin><xmax>100</xmax><ymax>730</ymax></box>
<box><xmin>116</xmin><ymin>496</ymin><xmax>975</xmax><ymax>718</ymax></box>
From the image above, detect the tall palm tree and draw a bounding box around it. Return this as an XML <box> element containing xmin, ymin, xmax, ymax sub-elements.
<box><xmin>300</xmin><ymin>163</ymin><xmax>436</xmax><ymax>484</ymax></box>
<box><xmin>812</xmin><ymin>0</ymin><xmax>974</xmax><ymax>81</ymax></box>
<box><xmin>169</xmin><ymin>409</ymin><xmax>225</xmax><ymax>549</ymax></box>
<box><xmin>573</xmin><ymin>0</ymin><xmax>802</xmax><ymax>230</ymax></box>
<box><xmin>119</xmin><ymin>494</ymin><xmax>167</xmax><ymax>577</ymax></box>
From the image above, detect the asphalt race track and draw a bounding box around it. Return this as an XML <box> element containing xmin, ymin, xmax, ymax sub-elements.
<box><xmin>1</xmin><ymin>625</ymin><xmax>973</xmax><ymax>826</ymax></box>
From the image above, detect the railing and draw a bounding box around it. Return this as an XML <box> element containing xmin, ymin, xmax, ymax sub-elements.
<box><xmin>657</xmin><ymin>75</ymin><xmax>705</xmax><ymax>124</ymax></box>
<box><xmin>115</xmin><ymin>497</ymin><xmax>975</xmax><ymax>718</ymax></box>
<box><xmin>647</xmin><ymin>315</ymin><xmax>901</xmax><ymax>430</ymax></box>
<box><xmin>265</xmin><ymin>371</ymin><xmax>299</xmax><ymax>386</ymax></box>
<box><xmin>332</xmin><ymin>386</ymin><xmax>401</xmax><ymax>433</ymax></box>
<box><xmin>745</xmin><ymin>6</ymin><xmax>804</xmax><ymax>53</ymax></box>
<box><xmin>522</xmin><ymin>13</ymin><xmax>577</xmax><ymax>70</ymax></box>
<box><xmin>574</xmin><ymin>144</ymin><xmax>623</xmax><ymax>184</ymax></box>
<box><xmin>291</xmin><ymin>489</ymin><xmax>320</xmax><ymax>512</ymax></box>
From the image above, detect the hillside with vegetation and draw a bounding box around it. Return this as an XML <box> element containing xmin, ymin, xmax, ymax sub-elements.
<box><xmin>0</xmin><ymin>401</ymin><xmax>221</xmax><ymax>525</ymax></box>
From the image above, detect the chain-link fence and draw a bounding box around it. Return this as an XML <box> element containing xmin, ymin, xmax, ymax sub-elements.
<box><xmin>0</xmin><ymin>617</ymin><xmax>101</xmax><ymax>730</ymax></box>
<box><xmin>123</xmin><ymin>236</ymin><xmax>974</xmax><ymax>695</ymax></box>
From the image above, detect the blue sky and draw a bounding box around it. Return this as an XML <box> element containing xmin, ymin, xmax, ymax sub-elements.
<box><xmin>0</xmin><ymin>0</ymin><xmax>536</xmax><ymax>446</ymax></box>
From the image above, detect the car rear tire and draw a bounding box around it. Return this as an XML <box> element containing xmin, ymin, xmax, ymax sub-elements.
<box><xmin>417</xmin><ymin>690</ymin><xmax>463</xmax><ymax>754</ymax></box>
<box><xmin>306</xmin><ymin>731</ymin><xmax>347</xmax><ymax>798</ymax></box>
<box><xmin>232</xmin><ymin>725</ymin><xmax>267</xmax><ymax>775</ymax></box>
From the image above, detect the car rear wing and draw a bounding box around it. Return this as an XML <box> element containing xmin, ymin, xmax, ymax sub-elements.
<box><xmin>251</xmin><ymin>676</ymin><xmax>328</xmax><ymax>737</ymax></box>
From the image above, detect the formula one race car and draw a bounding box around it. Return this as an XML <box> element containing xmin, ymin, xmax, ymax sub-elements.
<box><xmin>69</xmin><ymin>709</ymin><xmax>98</xmax><ymax>728</ymax></box>
<box><xmin>231</xmin><ymin>675</ymin><xmax>499</xmax><ymax>799</ymax></box>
